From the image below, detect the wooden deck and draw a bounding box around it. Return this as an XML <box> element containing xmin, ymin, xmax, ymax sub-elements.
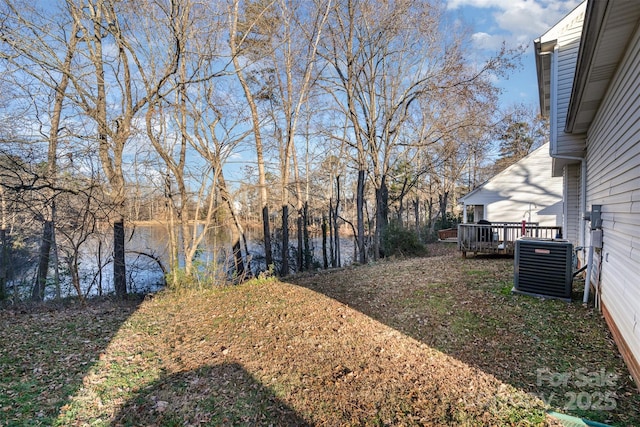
<box><xmin>457</xmin><ymin>222</ymin><xmax>562</xmax><ymax>257</ymax></box>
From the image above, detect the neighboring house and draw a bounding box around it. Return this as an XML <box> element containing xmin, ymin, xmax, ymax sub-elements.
<box><xmin>459</xmin><ymin>142</ymin><xmax>563</xmax><ymax>227</ymax></box>
<box><xmin>535</xmin><ymin>0</ymin><xmax>640</xmax><ymax>386</ymax></box>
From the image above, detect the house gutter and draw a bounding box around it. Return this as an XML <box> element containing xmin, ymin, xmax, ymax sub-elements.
<box><xmin>565</xmin><ymin>0</ymin><xmax>606</xmax><ymax>134</ymax></box>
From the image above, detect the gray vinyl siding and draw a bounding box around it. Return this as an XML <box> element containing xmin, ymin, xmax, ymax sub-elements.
<box><xmin>553</xmin><ymin>8</ymin><xmax>587</xmax><ymax>157</ymax></box>
<box><xmin>586</xmin><ymin>22</ymin><xmax>640</xmax><ymax>365</ymax></box>
<box><xmin>564</xmin><ymin>163</ymin><xmax>581</xmax><ymax>243</ymax></box>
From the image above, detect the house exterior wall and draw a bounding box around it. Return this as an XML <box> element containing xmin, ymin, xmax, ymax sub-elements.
<box><xmin>550</xmin><ymin>4</ymin><xmax>587</xmax><ymax>161</ymax></box>
<box><xmin>563</xmin><ymin>163</ymin><xmax>581</xmax><ymax>243</ymax></box>
<box><xmin>583</xmin><ymin>21</ymin><xmax>640</xmax><ymax>378</ymax></box>
<box><xmin>461</xmin><ymin>144</ymin><xmax>563</xmax><ymax>226</ymax></box>
<box><xmin>539</xmin><ymin>0</ymin><xmax>640</xmax><ymax>386</ymax></box>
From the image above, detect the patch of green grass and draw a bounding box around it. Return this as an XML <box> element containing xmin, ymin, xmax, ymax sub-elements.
<box><xmin>497</xmin><ymin>281</ymin><xmax>514</xmax><ymax>296</ymax></box>
<box><xmin>203</xmin><ymin>388</ymin><xmax>268</xmax><ymax>424</ymax></box>
<box><xmin>451</xmin><ymin>309</ymin><xmax>483</xmax><ymax>335</ymax></box>
<box><xmin>400</xmin><ymin>285</ymin><xmax>457</xmax><ymax>318</ymax></box>
<box><xmin>413</xmin><ymin>284</ymin><xmax>456</xmax><ymax>316</ymax></box>
<box><xmin>2</xmin><ymin>380</ymin><xmax>42</xmax><ymax>418</ymax></box>
<box><xmin>465</xmin><ymin>269</ymin><xmax>490</xmax><ymax>277</ymax></box>
<box><xmin>498</xmin><ymin>400</ymin><xmax>547</xmax><ymax>425</ymax></box>
<box><xmin>95</xmin><ymin>360</ymin><xmax>158</xmax><ymax>400</ymax></box>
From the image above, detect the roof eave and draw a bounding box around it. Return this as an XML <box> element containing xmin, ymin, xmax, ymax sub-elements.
<box><xmin>565</xmin><ymin>0</ymin><xmax>608</xmax><ymax>133</ymax></box>
<box><xmin>534</xmin><ymin>38</ymin><xmax>555</xmax><ymax>118</ymax></box>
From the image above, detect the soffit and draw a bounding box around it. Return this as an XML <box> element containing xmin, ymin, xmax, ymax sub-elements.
<box><xmin>566</xmin><ymin>1</ymin><xmax>640</xmax><ymax>134</ymax></box>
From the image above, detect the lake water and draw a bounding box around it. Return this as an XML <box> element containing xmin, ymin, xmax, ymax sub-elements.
<box><xmin>53</xmin><ymin>223</ymin><xmax>354</xmax><ymax>299</ymax></box>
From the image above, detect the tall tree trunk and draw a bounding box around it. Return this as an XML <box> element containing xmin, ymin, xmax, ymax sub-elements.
<box><xmin>219</xmin><ymin>174</ymin><xmax>250</xmax><ymax>277</ymax></box>
<box><xmin>413</xmin><ymin>197</ymin><xmax>420</xmax><ymax>237</ymax></box>
<box><xmin>98</xmin><ymin>240</ymin><xmax>103</xmax><ymax>296</ymax></box>
<box><xmin>332</xmin><ymin>208</ymin><xmax>340</xmax><ymax>268</ymax></box>
<box><xmin>262</xmin><ymin>206</ymin><xmax>273</xmax><ymax>268</ymax></box>
<box><xmin>292</xmin><ymin>143</ymin><xmax>304</xmax><ymax>273</ymax></box>
<box><xmin>333</xmin><ymin>214</ymin><xmax>340</xmax><ymax>267</ymax></box>
<box><xmin>32</xmin><ymin>220</ymin><xmax>53</xmax><ymax>301</ymax></box>
<box><xmin>329</xmin><ymin>201</ymin><xmax>335</xmax><ymax>267</ymax></box>
<box><xmin>438</xmin><ymin>190</ymin><xmax>449</xmax><ymax>227</ymax></box>
<box><xmin>427</xmin><ymin>195</ymin><xmax>435</xmax><ymax>233</ymax></box>
<box><xmin>69</xmin><ymin>253</ymin><xmax>82</xmax><ymax>300</ymax></box>
<box><xmin>356</xmin><ymin>169</ymin><xmax>366</xmax><ymax>264</ymax></box>
<box><xmin>279</xmin><ymin>137</ymin><xmax>291</xmax><ymax>276</ymax></box>
<box><xmin>164</xmin><ymin>173</ymin><xmax>179</xmax><ymax>284</ymax></box>
<box><xmin>51</xmin><ymin>215</ymin><xmax>61</xmax><ymax>300</ymax></box>
<box><xmin>232</xmin><ymin>240</ymin><xmax>245</xmax><ymax>279</ymax></box>
<box><xmin>332</xmin><ymin>176</ymin><xmax>341</xmax><ymax>268</ymax></box>
<box><xmin>229</xmin><ymin>2</ymin><xmax>272</xmax><ymax>269</ymax></box>
<box><xmin>88</xmin><ymin>5</ymin><xmax>128</xmax><ymax>299</ymax></box>
<box><xmin>303</xmin><ymin>202</ymin><xmax>311</xmax><ymax>270</ymax></box>
<box><xmin>0</xmin><ymin>228</ymin><xmax>7</xmax><ymax>301</ymax></box>
<box><xmin>113</xmin><ymin>218</ymin><xmax>126</xmax><ymax>298</ymax></box>
<box><xmin>375</xmin><ymin>175</ymin><xmax>389</xmax><ymax>259</ymax></box>
<box><xmin>297</xmin><ymin>209</ymin><xmax>303</xmax><ymax>272</ymax></box>
<box><xmin>0</xmin><ymin>189</ymin><xmax>7</xmax><ymax>301</ymax></box>
<box><xmin>281</xmin><ymin>205</ymin><xmax>289</xmax><ymax>275</ymax></box>
<box><xmin>32</xmin><ymin>14</ymin><xmax>77</xmax><ymax>302</ymax></box>
<box><xmin>322</xmin><ymin>215</ymin><xmax>328</xmax><ymax>269</ymax></box>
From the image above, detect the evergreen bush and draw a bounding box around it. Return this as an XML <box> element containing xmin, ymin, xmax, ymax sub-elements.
<box><xmin>382</xmin><ymin>221</ymin><xmax>428</xmax><ymax>257</ymax></box>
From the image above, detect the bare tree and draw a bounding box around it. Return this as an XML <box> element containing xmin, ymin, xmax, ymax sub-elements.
<box><xmin>320</xmin><ymin>0</ymin><xmax>514</xmax><ymax>257</ymax></box>
<box><xmin>0</xmin><ymin>0</ymin><xmax>82</xmax><ymax>300</ymax></box>
<box><xmin>229</xmin><ymin>0</ymin><xmax>275</xmax><ymax>270</ymax></box>
<box><xmin>257</xmin><ymin>0</ymin><xmax>331</xmax><ymax>275</ymax></box>
<box><xmin>62</xmin><ymin>0</ymin><xmax>182</xmax><ymax>298</ymax></box>
<box><xmin>187</xmin><ymin>82</ymin><xmax>254</xmax><ymax>279</ymax></box>
<box><xmin>54</xmin><ymin>168</ymin><xmax>107</xmax><ymax>300</ymax></box>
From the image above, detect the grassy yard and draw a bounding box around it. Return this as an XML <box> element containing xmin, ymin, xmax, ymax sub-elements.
<box><xmin>1</xmin><ymin>244</ymin><xmax>638</xmax><ymax>426</ymax></box>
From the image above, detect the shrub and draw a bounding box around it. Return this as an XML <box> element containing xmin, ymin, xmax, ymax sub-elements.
<box><xmin>434</xmin><ymin>212</ymin><xmax>462</xmax><ymax>230</ymax></box>
<box><xmin>382</xmin><ymin>222</ymin><xmax>428</xmax><ymax>257</ymax></box>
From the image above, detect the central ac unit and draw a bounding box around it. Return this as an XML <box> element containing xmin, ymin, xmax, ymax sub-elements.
<box><xmin>513</xmin><ymin>238</ymin><xmax>573</xmax><ymax>301</ymax></box>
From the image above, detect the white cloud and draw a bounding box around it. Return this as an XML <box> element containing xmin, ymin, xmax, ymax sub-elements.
<box><xmin>471</xmin><ymin>31</ymin><xmax>506</xmax><ymax>50</ymax></box>
<box><xmin>448</xmin><ymin>0</ymin><xmax>511</xmax><ymax>9</ymax></box>
<box><xmin>448</xmin><ymin>0</ymin><xmax>583</xmax><ymax>45</ymax></box>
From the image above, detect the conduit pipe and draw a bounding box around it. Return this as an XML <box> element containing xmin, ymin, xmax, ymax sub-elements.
<box><xmin>583</xmin><ymin>243</ymin><xmax>594</xmax><ymax>304</ymax></box>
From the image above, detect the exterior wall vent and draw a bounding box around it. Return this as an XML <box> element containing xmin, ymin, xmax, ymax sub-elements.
<box><xmin>513</xmin><ymin>238</ymin><xmax>573</xmax><ymax>301</ymax></box>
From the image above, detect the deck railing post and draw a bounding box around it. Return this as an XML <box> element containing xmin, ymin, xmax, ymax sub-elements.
<box><xmin>458</xmin><ymin>223</ymin><xmax>559</xmax><ymax>256</ymax></box>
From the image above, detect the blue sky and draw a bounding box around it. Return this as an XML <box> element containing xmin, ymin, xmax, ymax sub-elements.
<box><xmin>447</xmin><ymin>0</ymin><xmax>583</xmax><ymax>111</ymax></box>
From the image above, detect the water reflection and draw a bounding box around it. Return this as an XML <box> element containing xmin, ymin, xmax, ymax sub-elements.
<box><xmin>66</xmin><ymin>223</ymin><xmax>354</xmax><ymax>299</ymax></box>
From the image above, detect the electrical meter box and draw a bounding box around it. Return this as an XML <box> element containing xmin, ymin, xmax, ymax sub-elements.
<box><xmin>591</xmin><ymin>229</ymin><xmax>603</xmax><ymax>249</ymax></box>
<box><xmin>591</xmin><ymin>204</ymin><xmax>602</xmax><ymax>229</ymax></box>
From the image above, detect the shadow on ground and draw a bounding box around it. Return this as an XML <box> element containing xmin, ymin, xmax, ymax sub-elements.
<box><xmin>290</xmin><ymin>243</ymin><xmax>640</xmax><ymax>425</ymax></box>
<box><xmin>0</xmin><ymin>297</ymin><xmax>143</xmax><ymax>425</ymax></box>
<box><xmin>112</xmin><ymin>363</ymin><xmax>310</xmax><ymax>426</ymax></box>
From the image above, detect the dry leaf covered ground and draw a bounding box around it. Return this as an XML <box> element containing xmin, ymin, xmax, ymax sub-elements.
<box><xmin>1</xmin><ymin>243</ymin><xmax>639</xmax><ymax>426</ymax></box>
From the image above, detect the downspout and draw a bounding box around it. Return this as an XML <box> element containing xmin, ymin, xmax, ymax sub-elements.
<box><xmin>583</xmin><ymin>235</ymin><xmax>594</xmax><ymax>303</ymax></box>
<box><xmin>549</xmin><ymin>44</ymin><xmax>590</xmax><ymax>301</ymax></box>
